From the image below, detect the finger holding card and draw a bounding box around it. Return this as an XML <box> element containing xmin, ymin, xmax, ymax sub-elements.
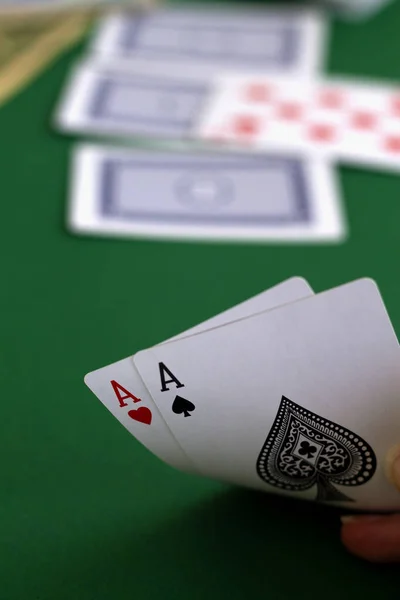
<box><xmin>133</xmin><ymin>279</ymin><xmax>400</xmax><ymax>510</ymax></box>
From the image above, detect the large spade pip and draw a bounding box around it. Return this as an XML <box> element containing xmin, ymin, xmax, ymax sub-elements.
<box><xmin>257</xmin><ymin>396</ymin><xmax>377</xmax><ymax>502</ymax></box>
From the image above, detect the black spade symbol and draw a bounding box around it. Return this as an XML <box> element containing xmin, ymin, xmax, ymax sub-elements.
<box><xmin>172</xmin><ymin>395</ymin><xmax>196</xmax><ymax>418</ymax></box>
<box><xmin>256</xmin><ymin>396</ymin><xmax>377</xmax><ymax>502</ymax></box>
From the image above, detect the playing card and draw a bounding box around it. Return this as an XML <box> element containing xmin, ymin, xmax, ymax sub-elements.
<box><xmin>91</xmin><ymin>6</ymin><xmax>326</xmax><ymax>77</ymax></box>
<box><xmin>195</xmin><ymin>74</ymin><xmax>400</xmax><ymax>172</ymax></box>
<box><xmin>134</xmin><ymin>279</ymin><xmax>400</xmax><ymax>510</ymax></box>
<box><xmin>85</xmin><ymin>277</ymin><xmax>314</xmax><ymax>470</ymax></box>
<box><xmin>56</xmin><ymin>62</ymin><xmax>209</xmax><ymax>140</ymax></box>
<box><xmin>69</xmin><ymin>144</ymin><xmax>345</xmax><ymax>243</ymax></box>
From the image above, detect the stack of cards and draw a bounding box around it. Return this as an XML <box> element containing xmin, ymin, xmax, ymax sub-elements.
<box><xmin>56</xmin><ymin>5</ymin><xmax>349</xmax><ymax>243</ymax></box>
<box><xmin>85</xmin><ymin>276</ymin><xmax>400</xmax><ymax>511</ymax></box>
<box><xmin>57</xmin><ymin>6</ymin><xmax>328</xmax><ymax>141</ymax></box>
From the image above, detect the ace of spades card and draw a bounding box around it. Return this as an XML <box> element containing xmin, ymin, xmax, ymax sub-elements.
<box><xmin>134</xmin><ymin>279</ymin><xmax>400</xmax><ymax>510</ymax></box>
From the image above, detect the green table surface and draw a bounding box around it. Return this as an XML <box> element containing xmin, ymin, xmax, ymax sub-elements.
<box><xmin>2</xmin><ymin>2</ymin><xmax>400</xmax><ymax>598</ymax></box>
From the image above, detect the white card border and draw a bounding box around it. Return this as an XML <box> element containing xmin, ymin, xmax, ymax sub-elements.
<box><xmin>90</xmin><ymin>5</ymin><xmax>327</xmax><ymax>77</ymax></box>
<box><xmin>68</xmin><ymin>143</ymin><xmax>346</xmax><ymax>243</ymax></box>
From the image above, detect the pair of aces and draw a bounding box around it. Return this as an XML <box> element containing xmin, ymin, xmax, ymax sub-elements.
<box><xmin>85</xmin><ymin>276</ymin><xmax>400</xmax><ymax>510</ymax></box>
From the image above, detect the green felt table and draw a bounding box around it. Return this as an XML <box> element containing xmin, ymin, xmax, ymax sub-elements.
<box><xmin>2</xmin><ymin>2</ymin><xmax>400</xmax><ymax>598</ymax></box>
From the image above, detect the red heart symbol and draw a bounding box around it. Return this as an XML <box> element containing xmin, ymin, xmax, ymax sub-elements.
<box><xmin>128</xmin><ymin>407</ymin><xmax>152</xmax><ymax>425</ymax></box>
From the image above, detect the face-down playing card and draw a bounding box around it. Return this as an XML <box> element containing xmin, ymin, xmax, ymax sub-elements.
<box><xmin>91</xmin><ymin>6</ymin><xmax>326</xmax><ymax>77</ymax></box>
<box><xmin>69</xmin><ymin>144</ymin><xmax>345</xmax><ymax>242</ymax></box>
<box><xmin>85</xmin><ymin>277</ymin><xmax>314</xmax><ymax>471</ymax></box>
<box><xmin>134</xmin><ymin>279</ymin><xmax>400</xmax><ymax>510</ymax></box>
<box><xmin>56</xmin><ymin>63</ymin><xmax>209</xmax><ymax>140</ymax></box>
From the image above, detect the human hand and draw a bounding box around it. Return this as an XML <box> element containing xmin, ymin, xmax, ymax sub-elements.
<box><xmin>341</xmin><ymin>446</ymin><xmax>400</xmax><ymax>562</ymax></box>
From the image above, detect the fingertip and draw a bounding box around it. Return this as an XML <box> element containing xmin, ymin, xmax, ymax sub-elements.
<box><xmin>340</xmin><ymin>514</ymin><xmax>400</xmax><ymax>563</ymax></box>
<box><xmin>385</xmin><ymin>444</ymin><xmax>400</xmax><ymax>492</ymax></box>
<box><xmin>340</xmin><ymin>519</ymin><xmax>384</xmax><ymax>563</ymax></box>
